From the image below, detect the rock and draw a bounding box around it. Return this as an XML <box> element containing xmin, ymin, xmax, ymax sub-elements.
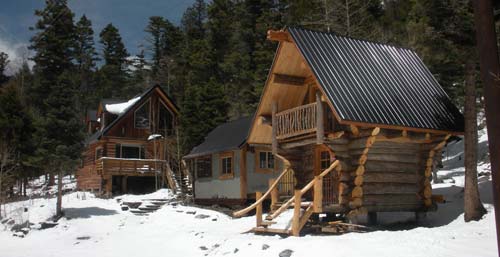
<box><xmin>12</xmin><ymin>231</ymin><xmax>25</xmax><ymax>238</ymax></box>
<box><xmin>279</xmin><ymin>249</ymin><xmax>293</xmax><ymax>257</ymax></box>
<box><xmin>186</xmin><ymin>211</ymin><xmax>197</xmax><ymax>215</ymax></box>
<box><xmin>10</xmin><ymin>221</ymin><xmax>30</xmax><ymax>232</ymax></box>
<box><xmin>262</xmin><ymin>244</ymin><xmax>270</xmax><ymax>250</ymax></box>
<box><xmin>200</xmin><ymin>246</ymin><xmax>208</xmax><ymax>251</ymax></box>
<box><xmin>40</xmin><ymin>222</ymin><xmax>58</xmax><ymax>230</ymax></box>
<box><xmin>213</xmin><ymin>244</ymin><xmax>220</xmax><ymax>248</ymax></box>
<box><xmin>212</xmin><ymin>218</ymin><xmax>217</xmax><ymax>221</ymax></box>
<box><xmin>76</xmin><ymin>236</ymin><xmax>91</xmax><ymax>240</ymax></box>
<box><xmin>176</xmin><ymin>210</ymin><xmax>184</xmax><ymax>213</ymax></box>
<box><xmin>121</xmin><ymin>206</ymin><xmax>129</xmax><ymax>211</ymax></box>
<box><xmin>195</xmin><ymin>214</ymin><xmax>210</xmax><ymax>219</ymax></box>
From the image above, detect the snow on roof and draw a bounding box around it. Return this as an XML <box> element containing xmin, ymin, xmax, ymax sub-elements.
<box><xmin>147</xmin><ymin>134</ymin><xmax>163</xmax><ymax>141</ymax></box>
<box><xmin>105</xmin><ymin>97</ymin><xmax>141</xmax><ymax>115</ymax></box>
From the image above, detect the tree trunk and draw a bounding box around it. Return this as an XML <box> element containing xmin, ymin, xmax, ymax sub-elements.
<box><xmin>0</xmin><ymin>166</ymin><xmax>3</xmax><ymax>219</ymax></box>
<box><xmin>472</xmin><ymin>0</ymin><xmax>500</xmax><ymax>253</ymax></box>
<box><xmin>48</xmin><ymin>173</ymin><xmax>55</xmax><ymax>186</ymax></box>
<box><xmin>23</xmin><ymin>177</ymin><xmax>27</xmax><ymax>196</ymax></box>
<box><xmin>464</xmin><ymin>59</ymin><xmax>487</xmax><ymax>221</ymax></box>
<box><xmin>56</xmin><ymin>170</ymin><xmax>63</xmax><ymax>217</ymax></box>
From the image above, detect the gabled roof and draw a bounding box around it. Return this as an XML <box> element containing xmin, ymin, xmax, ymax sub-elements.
<box><xmin>85</xmin><ymin>85</ymin><xmax>178</xmax><ymax>145</ymax></box>
<box><xmin>184</xmin><ymin>117</ymin><xmax>252</xmax><ymax>159</ymax></box>
<box><xmin>287</xmin><ymin>27</ymin><xmax>464</xmax><ymax>132</ymax></box>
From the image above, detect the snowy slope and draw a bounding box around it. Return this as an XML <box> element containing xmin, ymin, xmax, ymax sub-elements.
<box><xmin>0</xmin><ymin>129</ymin><xmax>496</xmax><ymax>257</ymax></box>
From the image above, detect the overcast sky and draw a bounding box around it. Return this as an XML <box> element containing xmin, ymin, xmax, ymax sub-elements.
<box><xmin>0</xmin><ymin>0</ymin><xmax>194</xmax><ymax>74</ymax></box>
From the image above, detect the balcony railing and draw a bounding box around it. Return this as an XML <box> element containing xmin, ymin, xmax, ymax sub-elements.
<box><xmin>96</xmin><ymin>157</ymin><xmax>167</xmax><ymax>174</ymax></box>
<box><xmin>276</xmin><ymin>102</ymin><xmax>317</xmax><ymax>140</ymax></box>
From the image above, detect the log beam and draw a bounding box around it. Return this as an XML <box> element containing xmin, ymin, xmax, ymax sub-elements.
<box><xmin>267</xmin><ymin>30</ymin><xmax>291</xmax><ymax>42</ymax></box>
<box><xmin>316</xmin><ymin>91</ymin><xmax>324</xmax><ymax>144</ymax></box>
<box><xmin>273</xmin><ymin>73</ymin><xmax>306</xmax><ymax>86</ymax></box>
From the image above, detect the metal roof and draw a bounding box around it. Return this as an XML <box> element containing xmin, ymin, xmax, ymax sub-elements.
<box><xmin>184</xmin><ymin>117</ymin><xmax>252</xmax><ymax>159</ymax></box>
<box><xmin>288</xmin><ymin>27</ymin><xmax>464</xmax><ymax>132</ymax></box>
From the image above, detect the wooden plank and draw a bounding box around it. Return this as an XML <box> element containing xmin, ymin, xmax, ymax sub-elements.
<box><xmin>256</xmin><ymin>191</ymin><xmax>263</xmax><ymax>227</ymax></box>
<box><xmin>269</xmin><ymin>178</ymin><xmax>279</xmax><ymax>211</ymax></box>
<box><xmin>251</xmin><ymin>227</ymin><xmax>291</xmax><ymax>235</ymax></box>
<box><xmin>292</xmin><ymin>190</ymin><xmax>301</xmax><ymax>236</ymax></box>
<box><xmin>273</xmin><ymin>73</ymin><xmax>306</xmax><ymax>86</ymax></box>
<box><xmin>313</xmin><ymin>176</ymin><xmax>323</xmax><ymax>212</ymax></box>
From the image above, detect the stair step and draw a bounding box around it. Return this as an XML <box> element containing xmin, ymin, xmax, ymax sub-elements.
<box><xmin>260</xmin><ymin>221</ymin><xmax>277</xmax><ymax>228</ymax></box>
<box><xmin>252</xmin><ymin>227</ymin><xmax>290</xmax><ymax>235</ymax></box>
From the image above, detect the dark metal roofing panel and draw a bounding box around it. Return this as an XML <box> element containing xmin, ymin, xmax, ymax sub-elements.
<box><xmin>288</xmin><ymin>27</ymin><xmax>464</xmax><ymax>132</ymax></box>
<box><xmin>184</xmin><ymin>117</ymin><xmax>252</xmax><ymax>159</ymax></box>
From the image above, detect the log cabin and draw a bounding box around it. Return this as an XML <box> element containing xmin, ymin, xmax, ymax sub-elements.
<box><xmin>183</xmin><ymin>117</ymin><xmax>288</xmax><ymax>207</ymax></box>
<box><xmin>77</xmin><ymin>85</ymin><xmax>182</xmax><ymax>196</ymax></box>
<box><xmin>233</xmin><ymin>27</ymin><xmax>464</xmax><ymax>236</ymax></box>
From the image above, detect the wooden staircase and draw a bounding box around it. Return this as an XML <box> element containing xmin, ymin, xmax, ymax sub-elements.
<box><xmin>233</xmin><ymin>155</ymin><xmax>341</xmax><ymax>236</ymax></box>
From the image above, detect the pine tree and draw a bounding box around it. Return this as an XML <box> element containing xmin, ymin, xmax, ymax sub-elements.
<box><xmin>98</xmin><ymin>23</ymin><xmax>130</xmax><ymax>98</ymax></box>
<box><xmin>29</xmin><ymin>0</ymin><xmax>75</xmax><ymax>112</ymax></box>
<box><xmin>74</xmin><ymin>15</ymin><xmax>98</xmax><ymax>113</ymax></box>
<box><xmin>0</xmin><ymin>52</ymin><xmax>9</xmax><ymax>85</ymax></box>
<box><xmin>145</xmin><ymin>16</ymin><xmax>167</xmax><ymax>78</ymax></box>
<box><xmin>30</xmin><ymin>0</ymin><xmax>82</xmax><ymax>217</ymax></box>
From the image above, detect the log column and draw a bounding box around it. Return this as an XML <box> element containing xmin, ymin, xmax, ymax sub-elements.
<box><xmin>316</xmin><ymin>92</ymin><xmax>324</xmax><ymax>144</ymax></box>
<box><xmin>272</xmin><ymin>101</ymin><xmax>278</xmax><ymax>155</ymax></box>
<box><xmin>421</xmin><ymin>135</ymin><xmax>450</xmax><ymax>207</ymax></box>
<box><xmin>350</xmin><ymin>127</ymin><xmax>380</xmax><ymax>209</ymax></box>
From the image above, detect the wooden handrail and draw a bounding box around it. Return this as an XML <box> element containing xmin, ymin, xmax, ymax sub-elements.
<box><xmin>266</xmin><ymin>160</ymin><xmax>339</xmax><ymax>220</ymax></box>
<box><xmin>233</xmin><ymin>167</ymin><xmax>291</xmax><ymax>217</ymax></box>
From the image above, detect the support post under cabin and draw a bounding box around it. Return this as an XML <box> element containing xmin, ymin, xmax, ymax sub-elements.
<box><xmin>272</xmin><ymin>101</ymin><xmax>278</xmax><ymax>155</ymax></box>
<box><xmin>256</xmin><ymin>191</ymin><xmax>263</xmax><ymax>227</ymax></box>
<box><xmin>316</xmin><ymin>91</ymin><xmax>324</xmax><ymax>144</ymax></box>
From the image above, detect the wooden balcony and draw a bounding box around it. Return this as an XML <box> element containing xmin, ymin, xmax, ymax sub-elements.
<box><xmin>275</xmin><ymin>102</ymin><xmax>318</xmax><ymax>140</ymax></box>
<box><xmin>272</xmin><ymin>92</ymin><xmax>325</xmax><ymax>149</ymax></box>
<box><xmin>96</xmin><ymin>157</ymin><xmax>167</xmax><ymax>175</ymax></box>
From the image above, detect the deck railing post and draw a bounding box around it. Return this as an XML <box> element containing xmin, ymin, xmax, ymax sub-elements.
<box><xmin>313</xmin><ymin>176</ymin><xmax>323</xmax><ymax>213</ymax></box>
<box><xmin>269</xmin><ymin>178</ymin><xmax>278</xmax><ymax>211</ymax></box>
<box><xmin>316</xmin><ymin>91</ymin><xmax>324</xmax><ymax>144</ymax></box>
<box><xmin>292</xmin><ymin>189</ymin><xmax>301</xmax><ymax>236</ymax></box>
<box><xmin>256</xmin><ymin>191</ymin><xmax>263</xmax><ymax>227</ymax></box>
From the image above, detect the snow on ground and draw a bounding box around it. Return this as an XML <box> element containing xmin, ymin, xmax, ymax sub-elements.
<box><xmin>0</xmin><ymin>128</ymin><xmax>496</xmax><ymax>257</ymax></box>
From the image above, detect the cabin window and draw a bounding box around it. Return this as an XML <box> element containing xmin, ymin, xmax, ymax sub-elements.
<box><xmin>134</xmin><ymin>100</ymin><xmax>150</xmax><ymax>129</ymax></box>
<box><xmin>158</xmin><ymin>100</ymin><xmax>174</xmax><ymax>135</ymax></box>
<box><xmin>220</xmin><ymin>152</ymin><xmax>233</xmax><ymax>179</ymax></box>
<box><xmin>257</xmin><ymin>151</ymin><xmax>274</xmax><ymax>172</ymax></box>
<box><xmin>115</xmin><ymin>144</ymin><xmax>146</xmax><ymax>159</ymax></box>
<box><xmin>95</xmin><ymin>147</ymin><xmax>103</xmax><ymax>161</ymax></box>
<box><xmin>196</xmin><ymin>156</ymin><xmax>212</xmax><ymax>178</ymax></box>
<box><xmin>320</xmin><ymin>151</ymin><xmax>330</xmax><ymax>170</ymax></box>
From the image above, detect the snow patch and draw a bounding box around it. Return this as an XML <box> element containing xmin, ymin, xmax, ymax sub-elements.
<box><xmin>105</xmin><ymin>97</ymin><xmax>140</xmax><ymax>115</ymax></box>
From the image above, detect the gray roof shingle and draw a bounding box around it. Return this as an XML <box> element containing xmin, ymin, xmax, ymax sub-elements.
<box><xmin>184</xmin><ymin>117</ymin><xmax>252</xmax><ymax>159</ymax></box>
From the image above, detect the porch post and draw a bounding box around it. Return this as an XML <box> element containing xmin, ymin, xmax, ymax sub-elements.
<box><xmin>316</xmin><ymin>91</ymin><xmax>324</xmax><ymax>144</ymax></box>
<box><xmin>272</xmin><ymin>101</ymin><xmax>278</xmax><ymax>154</ymax></box>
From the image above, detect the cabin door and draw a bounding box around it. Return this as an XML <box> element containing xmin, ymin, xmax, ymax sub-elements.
<box><xmin>314</xmin><ymin>145</ymin><xmax>338</xmax><ymax>205</ymax></box>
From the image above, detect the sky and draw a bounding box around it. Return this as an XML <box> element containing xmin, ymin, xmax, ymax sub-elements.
<box><xmin>0</xmin><ymin>0</ymin><xmax>195</xmax><ymax>74</ymax></box>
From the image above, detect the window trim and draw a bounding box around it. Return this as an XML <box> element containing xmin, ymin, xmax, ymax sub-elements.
<box><xmin>115</xmin><ymin>143</ymin><xmax>145</xmax><ymax>159</ymax></box>
<box><xmin>219</xmin><ymin>151</ymin><xmax>234</xmax><ymax>180</ymax></box>
<box><xmin>134</xmin><ymin>99</ymin><xmax>151</xmax><ymax>129</ymax></box>
<box><xmin>255</xmin><ymin>149</ymin><xmax>275</xmax><ymax>174</ymax></box>
<box><xmin>158</xmin><ymin>99</ymin><xmax>175</xmax><ymax>134</ymax></box>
